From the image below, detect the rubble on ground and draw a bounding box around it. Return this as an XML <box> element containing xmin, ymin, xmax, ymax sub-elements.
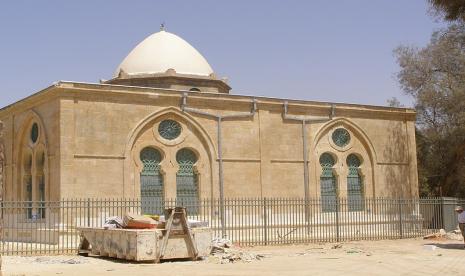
<box><xmin>445</xmin><ymin>229</ymin><xmax>464</xmax><ymax>241</ymax></box>
<box><xmin>423</xmin><ymin>229</ymin><xmax>463</xmax><ymax>241</ymax></box>
<box><xmin>207</xmin><ymin>238</ymin><xmax>266</xmax><ymax>264</ymax></box>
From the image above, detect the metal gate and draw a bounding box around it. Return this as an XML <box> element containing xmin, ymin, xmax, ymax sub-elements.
<box><xmin>140</xmin><ymin>147</ymin><xmax>164</xmax><ymax>214</ymax></box>
<box><xmin>176</xmin><ymin>148</ymin><xmax>199</xmax><ymax>215</ymax></box>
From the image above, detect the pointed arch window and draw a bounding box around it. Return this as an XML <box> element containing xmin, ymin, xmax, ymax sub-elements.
<box><xmin>347</xmin><ymin>154</ymin><xmax>364</xmax><ymax>211</ymax></box>
<box><xmin>140</xmin><ymin>147</ymin><xmax>164</xmax><ymax>214</ymax></box>
<box><xmin>19</xmin><ymin>120</ymin><xmax>48</xmax><ymax>220</ymax></box>
<box><xmin>23</xmin><ymin>151</ymin><xmax>33</xmax><ymax>219</ymax></box>
<box><xmin>36</xmin><ymin>151</ymin><xmax>46</xmax><ymax>218</ymax></box>
<box><xmin>320</xmin><ymin>153</ymin><xmax>337</xmax><ymax>212</ymax></box>
<box><xmin>176</xmin><ymin>148</ymin><xmax>199</xmax><ymax>215</ymax></box>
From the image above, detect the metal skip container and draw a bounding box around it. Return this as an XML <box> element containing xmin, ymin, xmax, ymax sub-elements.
<box><xmin>77</xmin><ymin>208</ymin><xmax>212</xmax><ymax>262</ymax></box>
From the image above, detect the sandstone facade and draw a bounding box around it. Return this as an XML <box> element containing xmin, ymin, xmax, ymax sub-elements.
<box><xmin>0</xmin><ymin>81</ymin><xmax>418</xmax><ymax>202</ymax></box>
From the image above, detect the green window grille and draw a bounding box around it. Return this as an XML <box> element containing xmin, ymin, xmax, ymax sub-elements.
<box><xmin>319</xmin><ymin>153</ymin><xmax>337</xmax><ymax>212</ymax></box>
<box><xmin>347</xmin><ymin>154</ymin><xmax>364</xmax><ymax>211</ymax></box>
<box><xmin>25</xmin><ymin>175</ymin><xmax>32</xmax><ymax>219</ymax></box>
<box><xmin>176</xmin><ymin>148</ymin><xmax>199</xmax><ymax>215</ymax></box>
<box><xmin>38</xmin><ymin>174</ymin><xmax>46</xmax><ymax>219</ymax></box>
<box><xmin>158</xmin><ymin>120</ymin><xmax>181</xmax><ymax>140</ymax></box>
<box><xmin>332</xmin><ymin>128</ymin><xmax>350</xmax><ymax>147</ymax></box>
<box><xmin>140</xmin><ymin>147</ymin><xmax>164</xmax><ymax>214</ymax></box>
<box><xmin>23</xmin><ymin>152</ymin><xmax>33</xmax><ymax>219</ymax></box>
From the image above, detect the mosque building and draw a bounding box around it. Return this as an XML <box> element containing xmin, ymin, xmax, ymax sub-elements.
<box><xmin>0</xmin><ymin>27</ymin><xmax>418</xmax><ymax>216</ymax></box>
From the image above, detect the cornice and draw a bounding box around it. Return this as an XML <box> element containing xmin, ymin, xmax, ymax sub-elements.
<box><xmin>0</xmin><ymin>81</ymin><xmax>416</xmax><ymax>121</ymax></box>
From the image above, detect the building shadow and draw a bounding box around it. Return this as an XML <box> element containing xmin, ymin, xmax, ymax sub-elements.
<box><xmin>424</xmin><ymin>243</ymin><xmax>465</xmax><ymax>250</ymax></box>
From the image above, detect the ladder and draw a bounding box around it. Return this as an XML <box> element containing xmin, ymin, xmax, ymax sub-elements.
<box><xmin>157</xmin><ymin>207</ymin><xmax>199</xmax><ymax>262</ymax></box>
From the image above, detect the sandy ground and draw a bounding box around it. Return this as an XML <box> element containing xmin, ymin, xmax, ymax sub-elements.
<box><xmin>2</xmin><ymin>238</ymin><xmax>465</xmax><ymax>276</ymax></box>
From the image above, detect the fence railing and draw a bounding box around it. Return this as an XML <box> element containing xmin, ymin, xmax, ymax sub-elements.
<box><xmin>0</xmin><ymin>197</ymin><xmax>463</xmax><ymax>255</ymax></box>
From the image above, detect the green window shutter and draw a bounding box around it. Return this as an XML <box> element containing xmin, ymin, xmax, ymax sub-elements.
<box><xmin>140</xmin><ymin>147</ymin><xmax>164</xmax><ymax>214</ymax></box>
<box><xmin>347</xmin><ymin>154</ymin><xmax>364</xmax><ymax>211</ymax></box>
<box><xmin>176</xmin><ymin>148</ymin><xmax>199</xmax><ymax>215</ymax></box>
<box><xmin>319</xmin><ymin>153</ymin><xmax>337</xmax><ymax>212</ymax></box>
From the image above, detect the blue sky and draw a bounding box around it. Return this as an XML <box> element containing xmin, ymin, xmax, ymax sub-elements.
<box><xmin>0</xmin><ymin>1</ymin><xmax>443</xmax><ymax>107</ymax></box>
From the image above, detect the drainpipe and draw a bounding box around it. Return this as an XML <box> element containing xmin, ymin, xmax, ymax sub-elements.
<box><xmin>282</xmin><ymin>102</ymin><xmax>335</xmax><ymax>222</ymax></box>
<box><xmin>181</xmin><ymin>93</ymin><xmax>257</xmax><ymax>237</ymax></box>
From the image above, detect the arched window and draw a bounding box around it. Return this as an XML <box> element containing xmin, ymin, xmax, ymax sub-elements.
<box><xmin>31</xmin><ymin>123</ymin><xmax>39</xmax><ymax>144</ymax></box>
<box><xmin>19</xmin><ymin>120</ymin><xmax>49</xmax><ymax>219</ymax></box>
<box><xmin>23</xmin><ymin>151</ymin><xmax>33</xmax><ymax>219</ymax></box>
<box><xmin>36</xmin><ymin>151</ymin><xmax>46</xmax><ymax>218</ymax></box>
<box><xmin>320</xmin><ymin>153</ymin><xmax>337</xmax><ymax>212</ymax></box>
<box><xmin>176</xmin><ymin>148</ymin><xmax>199</xmax><ymax>215</ymax></box>
<box><xmin>189</xmin><ymin>87</ymin><xmax>201</xmax><ymax>92</ymax></box>
<box><xmin>140</xmin><ymin>147</ymin><xmax>164</xmax><ymax>214</ymax></box>
<box><xmin>347</xmin><ymin>154</ymin><xmax>364</xmax><ymax>211</ymax></box>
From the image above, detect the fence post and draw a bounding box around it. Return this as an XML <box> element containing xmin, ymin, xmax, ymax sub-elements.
<box><xmin>398</xmin><ymin>198</ymin><xmax>403</xmax><ymax>239</ymax></box>
<box><xmin>87</xmin><ymin>198</ymin><xmax>91</xmax><ymax>227</ymax></box>
<box><xmin>440</xmin><ymin>197</ymin><xmax>458</xmax><ymax>231</ymax></box>
<box><xmin>263</xmin><ymin>197</ymin><xmax>268</xmax><ymax>245</ymax></box>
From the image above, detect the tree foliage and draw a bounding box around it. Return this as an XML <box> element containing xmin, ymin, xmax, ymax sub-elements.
<box><xmin>429</xmin><ymin>0</ymin><xmax>465</xmax><ymax>22</ymax></box>
<box><xmin>386</xmin><ymin>97</ymin><xmax>404</xmax><ymax>108</ymax></box>
<box><xmin>395</xmin><ymin>23</ymin><xmax>465</xmax><ymax>197</ymax></box>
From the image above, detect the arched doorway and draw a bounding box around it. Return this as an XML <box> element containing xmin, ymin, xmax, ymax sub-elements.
<box><xmin>140</xmin><ymin>147</ymin><xmax>164</xmax><ymax>214</ymax></box>
<box><xmin>176</xmin><ymin>148</ymin><xmax>199</xmax><ymax>215</ymax></box>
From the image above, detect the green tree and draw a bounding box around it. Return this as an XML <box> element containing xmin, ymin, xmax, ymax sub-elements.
<box><xmin>395</xmin><ymin>23</ymin><xmax>465</xmax><ymax>197</ymax></box>
<box><xmin>429</xmin><ymin>0</ymin><xmax>465</xmax><ymax>22</ymax></box>
<box><xmin>386</xmin><ymin>97</ymin><xmax>404</xmax><ymax>108</ymax></box>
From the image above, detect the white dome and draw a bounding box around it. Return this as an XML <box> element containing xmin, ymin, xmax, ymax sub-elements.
<box><xmin>113</xmin><ymin>30</ymin><xmax>214</xmax><ymax>78</ymax></box>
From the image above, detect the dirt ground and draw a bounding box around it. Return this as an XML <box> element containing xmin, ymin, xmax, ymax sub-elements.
<box><xmin>2</xmin><ymin>238</ymin><xmax>465</xmax><ymax>276</ymax></box>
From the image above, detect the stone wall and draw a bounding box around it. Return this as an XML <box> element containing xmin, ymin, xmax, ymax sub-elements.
<box><xmin>57</xmin><ymin>84</ymin><xmax>418</xmax><ymax>199</ymax></box>
<box><xmin>0</xmin><ymin>83</ymin><xmax>418</xmax><ymax>200</ymax></box>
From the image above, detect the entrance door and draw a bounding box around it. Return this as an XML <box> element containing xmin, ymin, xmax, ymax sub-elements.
<box><xmin>140</xmin><ymin>147</ymin><xmax>164</xmax><ymax>214</ymax></box>
<box><xmin>176</xmin><ymin>148</ymin><xmax>199</xmax><ymax>215</ymax></box>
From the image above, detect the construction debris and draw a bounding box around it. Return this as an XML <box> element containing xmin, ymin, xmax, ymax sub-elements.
<box><xmin>423</xmin><ymin>229</ymin><xmax>463</xmax><ymax>241</ymax></box>
<box><xmin>208</xmin><ymin>238</ymin><xmax>265</xmax><ymax>264</ymax></box>
<box><xmin>445</xmin><ymin>230</ymin><xmax>464</xmax><ymax>241</ymax></box>
<box><xmin>103</xmin><ymin>216</ymin><xmax>124</xmax><ymax>229</ymax></box>
<box><xmin>123</xmin><ymin>213</ymin><xmax>158</xmax><ymax>229</ymax></box>
<box><xmin>212</xmin><ymin>238</ymin><xmax>232</xmax><ymax>249</ymax></box>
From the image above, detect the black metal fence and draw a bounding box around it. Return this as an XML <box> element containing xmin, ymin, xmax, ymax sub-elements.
<box><xmin>0</xmin><ymin>197</ymin><xmax>463</xmax><ymax>255</ymax></box>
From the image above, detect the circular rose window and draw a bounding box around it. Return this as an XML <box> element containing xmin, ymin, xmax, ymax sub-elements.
<box><xmin>158</xmin><ymin>120</ymin><xmax>181</xmax><ymax>140</ymax></box>
<box><xmin>332</xmin><ymin>128</ymin><xmax>350</xmax><ymax>147</ymax></box>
